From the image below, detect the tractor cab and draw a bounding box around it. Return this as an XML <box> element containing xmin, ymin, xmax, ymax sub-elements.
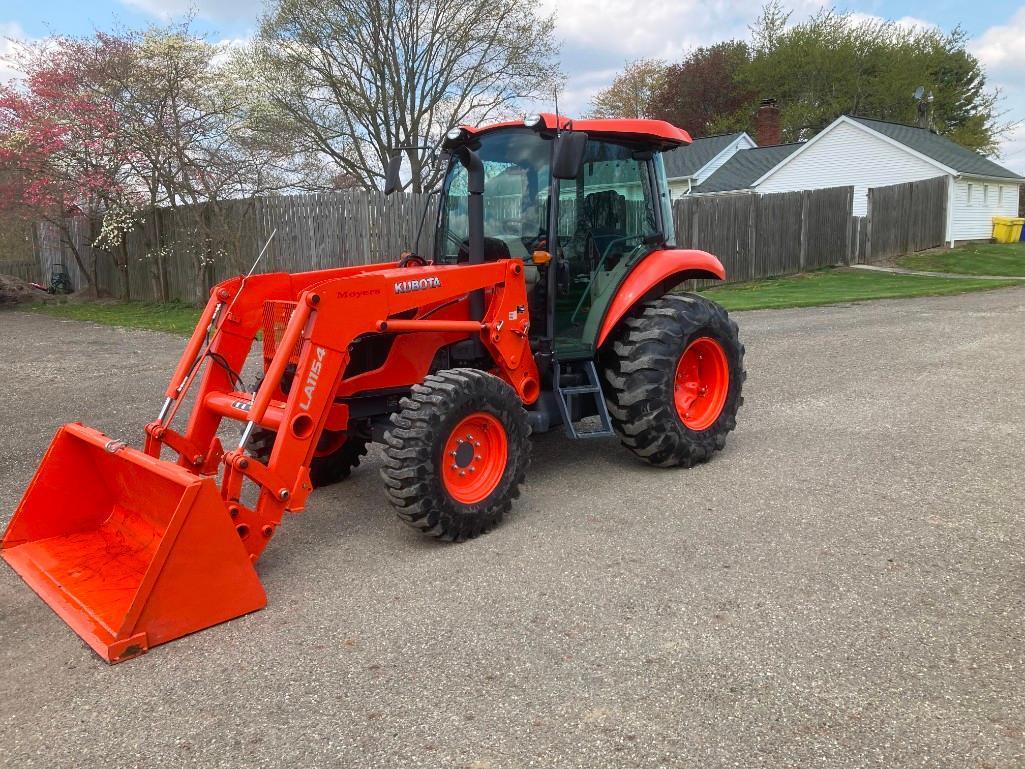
<box><xmin>434</xmin><ymin>114</ymin><xmax>688</xmax><ymax>359</ymax></box>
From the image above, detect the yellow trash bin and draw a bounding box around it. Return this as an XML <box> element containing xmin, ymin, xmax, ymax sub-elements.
<box><xmin>992</xmin><ymin>216</ymin><xmax>1025</xmax><ymax>243</ymax></box>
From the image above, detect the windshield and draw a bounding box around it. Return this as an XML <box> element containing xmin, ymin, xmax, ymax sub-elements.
<box><xmin>436</xmin><ymin>128</ymin><xmax>551</xmax><ymax>264</ymax></box>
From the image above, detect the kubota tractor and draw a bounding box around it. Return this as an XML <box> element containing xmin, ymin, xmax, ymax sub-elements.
<box><xmin>2</xmin><ymin>114</ymin><xmax>745</xmax><ymax>661</ymax></box>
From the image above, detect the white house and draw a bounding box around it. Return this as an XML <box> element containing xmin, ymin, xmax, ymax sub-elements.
<box><xmin>663</xmin><ymin>132</ymin><xmax>756</xmax><ymax>197</ymax></box>
<box><xmin>745</xmin><ymin>115</ymin><xmax>1023</xmax><ymax>244</ymax></box>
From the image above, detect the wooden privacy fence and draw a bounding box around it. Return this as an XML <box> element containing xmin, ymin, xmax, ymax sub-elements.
<box><xmin>35</xmin><ymin>190</ymin><xmax>438</xmax><ymax>304</ymax></box>
<box><xmin>864</xmin><ymin>176</ymin><xmax>948</xmax><ymax>262</ymax></box>
<box><xmin>0</xmin><ymin>260</ymin><xmax>42</xmax><ymax>284</ymax></box>
<box><xmin>674</xmin><ymin>186</ymin><xmax>855</xmax><ymax>283</ymax></box>
<box><xmin>26</xmin><ymin>176</ymin><xmax>949</xmax><ymax>301</ymax></box>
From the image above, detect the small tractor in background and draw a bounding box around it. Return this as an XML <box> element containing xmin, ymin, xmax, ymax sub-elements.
<box><xmin>2</xmin><ymin>114</ymin><xmax>745</xmax><ymax>661</ymax></box>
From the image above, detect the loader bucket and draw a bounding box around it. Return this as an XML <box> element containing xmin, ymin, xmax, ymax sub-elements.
<box><xmin>2</xmin><ymin>423</ymin><xmax>266</xmax><ymax>662</ymax></box>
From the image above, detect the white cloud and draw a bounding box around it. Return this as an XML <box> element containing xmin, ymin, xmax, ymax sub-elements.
<box><xmin>119</xmin><ymin>0</ymin><xmax>256</xmax><ymax>23</ymax></box>
<box><xmin>971</xmin><ymin>8</ymin><xmax>1025</xmax><ymax>174</ymax></box>
<box><xmin>972</xmin><ymin>7</ymin><xmax>1025</xmax><ymax>75</ymax></box>
<box><xmin>542</xmin><ymin>0</ymin><xmax>820</xmax><ymax>63</ymax></box>
<box><xmin>546</xmin><ymin>68</ymin><xmax>621</xmax><ymax>116</ymax></box>
<box><xmin>0</xmin><ymin>21</ymin><xmax>28</xmax><ymax>84</ymax></box>
<box><xmin>994</xmin><ymin>124</ymin><xmax>1025</xmax><ymax>176</ymax></box>
<box><xmin>535</xmin><ymin>0</ymin><xmax>824</xmax><ymax>117</ymax></box>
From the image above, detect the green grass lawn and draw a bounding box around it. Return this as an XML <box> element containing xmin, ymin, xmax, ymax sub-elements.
<box><xmin>897</xmin><ymin>241</ymin><xmax>1025</xmax><ymax>277</ymax></box>
<box><xmin>30</xmin><ymin>300</ymin><xmax>203</xmax><ymax>336</ymax></box>
<box><xmin>698</xmin><ymin>267</ymin><xmax>1021</xmax><ymax>312</ymax></box>
<box><xmin>22</xmin><ymin>266</ymin><xmax>1022</xmax><ymax>334</ymax></box>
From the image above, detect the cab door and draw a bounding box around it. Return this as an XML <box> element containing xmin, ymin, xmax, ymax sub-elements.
<box><xmin>552</xmin><ymin>140</ymin><xmax>665</xmax><ymax>358</ymax></box>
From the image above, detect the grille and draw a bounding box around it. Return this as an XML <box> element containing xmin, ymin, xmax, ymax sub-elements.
<box><xmin>262</xmin><ymin>300</ymin><xmax>303</xmax><ymax>365</ymax></box>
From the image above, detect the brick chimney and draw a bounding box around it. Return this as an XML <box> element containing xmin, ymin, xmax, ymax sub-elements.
<box><xmin>755</xmin><ymin>98</ymin><xmax>781</xmax><ymax>147</ymax></box>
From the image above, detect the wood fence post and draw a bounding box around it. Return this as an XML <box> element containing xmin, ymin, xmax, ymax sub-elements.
<box><xmin>799</xmin><ymin>190</ymin><xmax>810</xmax><ymax>271</ymax></box>
<box><xmin>865</xmin><ymin>189</ymin><xmax>874</xmax><ymax>264</ymax></box>
<box><xmin>747</xmin><ymin>194</ymin><xmax>757</xmax><ymax>284</ymax></box>
<box><xmin>844</xmin><ymin>188</ymin><xmax>854</xmax><ymax>265</ymax></box>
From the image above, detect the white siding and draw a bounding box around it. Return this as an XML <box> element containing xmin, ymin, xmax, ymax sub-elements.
<box><xmin>949</xmin><ymin>177</ymin><xmax>1021</xmax><ymax>241</ymax></box>
<box><xmin>668</xmin><ymin>179</ymin><xmax>692</xmax><ymax>200</ymax></box>
<box><xmin>693</xmin><ymin>135</ymin><xmax>757</xmax><ymax>185</ymax></box>
<box><xmin>755</xmin><ymin>120</ymin><xmax>943</xmax><ymax>215</ymax></box>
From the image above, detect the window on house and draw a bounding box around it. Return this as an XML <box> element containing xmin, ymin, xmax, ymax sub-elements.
<box><xmin>967</xmin><ymin>183</ymin><xmax>973</xmax><ymax>205</ymax></box>
<box><xmin>999</xmin><ymin>186</ymin><xmax>1004</xmax><ymax>206</ymax></box>
<box><xmin>984</xmin><ymin>184</ymin><xmax>989</xmax><ymax>203</ymax></box>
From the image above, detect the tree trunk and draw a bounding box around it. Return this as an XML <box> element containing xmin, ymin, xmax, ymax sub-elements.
<box><xmin>55</xmin><ymin>217</ymin><xmax>98</xmax><ymax>297</ymax></box>
<box><xmin>119</xmin><ymin>237</ymin><xmax>131</xmax><ymax>301</ymax></box>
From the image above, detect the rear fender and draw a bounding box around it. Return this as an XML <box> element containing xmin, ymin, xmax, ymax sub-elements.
<box><xmin>596</xmin><ymin>249</ymin><xmax>725</xmax><ymax>348</ymax></box>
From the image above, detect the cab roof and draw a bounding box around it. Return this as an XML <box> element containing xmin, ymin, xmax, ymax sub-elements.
<box><xmin>460</xmin><ymin>113</ymin><xmax>692</xmax><ymax>148</ymax></box>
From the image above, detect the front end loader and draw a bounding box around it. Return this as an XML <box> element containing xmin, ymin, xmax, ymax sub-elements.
<box><xmin>3</xmin><ymin>114</ymin><xmax>745</xmax><ymax>661</ymax></box>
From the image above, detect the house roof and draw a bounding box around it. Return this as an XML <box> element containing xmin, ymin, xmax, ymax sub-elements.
<box><xmin>848</xmin><ymin>116</ymin><xmax>1023</xmax><ymax>180</ymax></box>
<box><xmin>694</xmin><ymin>143</ymin><xmax>804</xmax><ymax>193</ymax></box>
<box><xmin>662</xmin><ymin>132</ymin><xmax>748</xmax><ymax>179</ymax></box>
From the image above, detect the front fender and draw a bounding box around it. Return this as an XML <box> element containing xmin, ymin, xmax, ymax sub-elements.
<box><xmin>596</xmin><ymin>249</ymin><xmax>725</xmax><ymax>348</ymax></box>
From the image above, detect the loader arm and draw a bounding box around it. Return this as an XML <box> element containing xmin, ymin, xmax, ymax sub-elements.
<box><xmin>146</xmin><ymin>258</ymin><xmax>537</xmax><ymax>561</ymax></box>
<box><xmin>2</xmin><ymin>258</ymin><xmax>536</xmax><ymax>661</ymax></box>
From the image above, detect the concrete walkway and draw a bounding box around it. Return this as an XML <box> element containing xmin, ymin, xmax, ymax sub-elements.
<box><xmin>850</xmin><ymin>263</ymin><xmax>1025</xmax><ymax>280</ymax></box>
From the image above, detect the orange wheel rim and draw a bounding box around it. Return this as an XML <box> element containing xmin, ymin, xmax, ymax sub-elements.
<box><xmin>674</xmin><ymin>337</ymin><xmax>729</xmax><ymax>430</ymax></box>
<box><xmin>442</xmin><ymin>412</ymin><xmax>508</xmax><ymax>504</ymax></box>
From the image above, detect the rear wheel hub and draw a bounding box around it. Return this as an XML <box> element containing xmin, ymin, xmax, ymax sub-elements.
<box><xmin>674</xmin><ymin>337</ymin><xmax>729</xmax><ymax>431</ymax></box>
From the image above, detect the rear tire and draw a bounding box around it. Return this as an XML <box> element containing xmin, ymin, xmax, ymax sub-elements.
<box><xmin>381</xmin><ymin>369</ymin><xmax>530</xmax><ymax>541</ymax></box>
<box><xmin>602</xmin><ymin>293</ymin><xmax>745</xmax><ymax>467</ymax></box>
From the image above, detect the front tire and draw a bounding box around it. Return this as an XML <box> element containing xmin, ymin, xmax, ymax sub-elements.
<box><xmin>248</xmin><ymin>427</ymin><xmax>369</xmax><ymax>487</ymax></box>
<box><xmin>381</xmin><ymin>369</ymin><xmax>531</xmax><ymax>541</ymax></box>
<box><xmin>602</xmin><ymin>293</ymin><xmax>745</xmax><ymax>467</ymax></box>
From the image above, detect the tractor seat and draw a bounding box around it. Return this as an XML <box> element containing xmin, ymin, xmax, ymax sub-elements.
<box><xmin>457</xmin><ymin>237</ymin><xmax>512</xmax><ymax>263</ymax></box>
<box><xmin>583</xmin><ymin>190</ymin><xmax>627</xmax><ymax>235</ymax></box>
<box><xmin>569</xmin><ymin>190</ymin><xmax>628</xmax><ymax>269</ymax></box>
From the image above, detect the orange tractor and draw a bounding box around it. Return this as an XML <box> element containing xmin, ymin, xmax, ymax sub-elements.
<box><xmin>2</xmin><ymin>114</ymin><xmax>745</xmax><ymax>661</ymax></box>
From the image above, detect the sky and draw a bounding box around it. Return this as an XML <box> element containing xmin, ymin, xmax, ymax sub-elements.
<box><xmin>1</xmin><ymin>0</ymin><xmax>1024</xmax><ymax>172</ymax></box>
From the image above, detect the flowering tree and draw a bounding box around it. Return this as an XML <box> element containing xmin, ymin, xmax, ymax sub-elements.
<box><xmin>94</xmin><ymin>24</ymin><xmax>296</xmax><ymax>297</ymax></box>
<box><xmin>0</xmin><ymin>40</ymin><xmax>137</xmax><ymax>294</ymax></box>
<box><xmin>1</xmin><ymin>25</ymin><xmax>293</xmax><ymax>300</ymax></box>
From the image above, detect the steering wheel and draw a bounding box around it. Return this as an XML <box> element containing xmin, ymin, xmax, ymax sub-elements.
<box><xmin>398</xmin><ymin>252</ymin><xmax>430</xmax><ymax>268</ymax></box>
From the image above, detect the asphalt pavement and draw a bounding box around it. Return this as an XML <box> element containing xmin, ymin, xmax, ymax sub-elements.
<box><xmin>1</xmin><ymin>287</ymin><xmax>1023</xmax><ymax>768</ymax></box>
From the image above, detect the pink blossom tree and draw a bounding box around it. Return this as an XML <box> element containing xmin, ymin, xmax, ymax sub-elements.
<box><xmin>0</xmin><ymin>39</ymin><xmax>137</xmax><ymax>294</ymax></box>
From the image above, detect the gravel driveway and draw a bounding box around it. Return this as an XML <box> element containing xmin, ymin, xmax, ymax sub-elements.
<box><xmin>1</xmin><ymin>287</ymin><xmax>1023</xmax><ymax>769</ymax></box>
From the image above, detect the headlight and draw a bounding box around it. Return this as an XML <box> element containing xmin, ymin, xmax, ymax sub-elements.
<box><xmin>524</xmin><ymin>114</ymin><xmax>542</xmax><ymax>127</ymax></box>
<box><xmin>445</xmin><ymin>127</ymin><xmax>464</xmax><ymax>141</ymax></box>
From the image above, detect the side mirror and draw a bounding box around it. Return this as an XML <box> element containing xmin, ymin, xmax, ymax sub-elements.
<box><xmin>384</xmin><ymin>153</ymin><xmax>403</xmax><ymax>195</ymax></box>
<box><xmin>552</xmin><ymin>132</ymin><xmax>588</xmax><ymax>179</ymax></box>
